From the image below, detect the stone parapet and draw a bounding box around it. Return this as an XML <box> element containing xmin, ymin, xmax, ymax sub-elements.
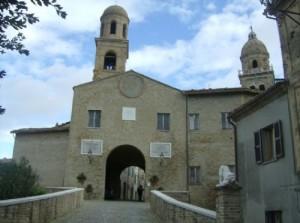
<box><xmin>162</xmin><ymin>191</ymin><xmax>190</xmax><ymax>203</ymax></box>
<box><xmin>0</xmin><ymin>187</ymin><xmax>83</xmax><ymax>223</ymax></box>
<box><xmin>216</xmin><ymin>184</ymin><xmax>241</xmax><ymax>223</ymax></box>
<box><xmin>150</xmin><ymin>190</ymin><xmax>216</xmax><ymax>223</ymax></box>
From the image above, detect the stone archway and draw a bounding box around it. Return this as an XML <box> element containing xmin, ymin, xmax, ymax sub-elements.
<box><xmin>105</xmin><ymin>145</ymin><xmax>145</xmax><ymax>200</ymax></box>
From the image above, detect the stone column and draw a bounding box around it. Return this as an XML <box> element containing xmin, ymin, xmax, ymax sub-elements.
<box><xmin>216</xmin><ymin>184</ymin><xmax>241</xmax><ymax>223</ymax></box>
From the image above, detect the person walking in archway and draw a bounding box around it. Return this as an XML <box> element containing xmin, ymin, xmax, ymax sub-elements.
<box><xmin>137</xmin><ymin>185</ymin><xmax>144</xmax><ymax>201</ymax></box>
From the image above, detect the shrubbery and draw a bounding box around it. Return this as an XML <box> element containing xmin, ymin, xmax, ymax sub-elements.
<box><xmin>0</xmin><ymin>157</ymin><xmax>46</xmax><ymax>200</ymax></box>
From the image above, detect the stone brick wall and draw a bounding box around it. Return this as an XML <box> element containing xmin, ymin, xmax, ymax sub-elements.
<box><xmin>216</xmin><ymin>186</ymin><xmax>241</xmax><ymax>223</ymax></box>
<box><xmin>13</xmin><ymin>131</ymin><xmax>69</xmax><ymax>187</ymax></box>
<box><xmin>0</xmin><ymin>187</ymin><xmax>83</xmax><ymax>223</ymax></box>
<box><xmin>187</xmin><ymin>94</ymin><xmax>253</xmax><ymax>209</ymax></box>
<box><xmin>150</xmin><ymin>190</ymin><xmax>216</xmax><ymax>223</ymax></box>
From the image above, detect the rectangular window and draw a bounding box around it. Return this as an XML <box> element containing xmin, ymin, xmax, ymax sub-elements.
<box><xmin>189</xmin><ymin>113</ymin><xmax>200</xmax><ymax>130</ymax></box>
<box><xmin>88</xmin><ymin>110</ymin><xmax>101</xmax><ymax>128</ymax></box>
<box><xmin>157</xmin><ymin>113</ymin><xmax>170</xmax><ymax>131</ymax></box>
<box><xmin>221</xmin><ymin>112</ymin><xmax>232</xmax><ymax>129</ymax></box>
<box><xmin>265</xmin><ymin>211</ymin><xmax>282</xmax><ymax>223</ymax></box>
<box><xmin>189</xmin><ymin>166</ymin><xmax>201</xmax><ymax>185</ymax></box>
<box><xmin>81</xmin><ymin>139</ymin><xmax>103</xmax><ymax>155</ymax></box>
<box><xmin>254</xmin><ymin>121</ymin><xmax>284</xmax><ymax>164</ymax></box>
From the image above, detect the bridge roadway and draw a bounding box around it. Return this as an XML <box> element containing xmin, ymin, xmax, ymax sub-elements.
<box><xmin>52</xmin><ymin>200</ymin><xmax>159</xmax><ymax>223</ymax></box>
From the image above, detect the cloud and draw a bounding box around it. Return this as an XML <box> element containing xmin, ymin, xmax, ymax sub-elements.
<box><xmin>128</xmin><ymin>0</ymin><xmax>283</xmax><ymax>89</ymax></box>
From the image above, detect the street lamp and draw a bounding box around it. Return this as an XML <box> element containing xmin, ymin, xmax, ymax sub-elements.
<box><xmin>260</xmin><ymin>0</ymin><xmax>300</xmax><ymax>25</ymax></box>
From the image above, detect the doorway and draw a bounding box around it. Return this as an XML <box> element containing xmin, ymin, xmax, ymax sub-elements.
<box><xmin>105</xmin><ymin>145</ymin><xmax>145</xmax><ymax>200</ymax></box>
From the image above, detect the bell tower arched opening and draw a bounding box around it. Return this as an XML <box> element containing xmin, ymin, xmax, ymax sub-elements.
<box><xmin>252</xmin><ymin>60</ymin><xmax>258</xmax><ymax>68</ymax></box>
<box><xmin>105</xmin><ymin>145</ymin><xmax>145</xmax><ymax>200</ymax></box>
<box><xmin>104</xmin><ymin>52</ymin><xmax>116</xmax><ymax>70</ymax></box>
<box><xmin>110</xmin><ymin>21</ymin><xmax>117</xmax><ymax>34</ymax></box>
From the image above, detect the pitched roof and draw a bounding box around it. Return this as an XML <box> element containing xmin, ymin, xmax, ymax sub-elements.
<box><xmin>230</xmin><ymin>80</ymin><xmax>289</xmax><ymax>121</ymax></box>
<box><xmin>73</xmin><ymin>70</ymin><xmax>182</xmax><ymax>92</ymax></box>
<box><xmin>11</xmin><ymin>122</ymin><xmax>70</xmax><ymax>134</ymax></box>
<box><xmin>184</xmin><ymin>87</ymin><xmax>259</xmax><ymax>96</ymax></box>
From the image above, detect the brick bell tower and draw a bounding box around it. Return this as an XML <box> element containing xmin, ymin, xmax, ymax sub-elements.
<box><xmin>93</xmin><ymin>5</ymin><xmax>129</xmax><ymax>80</ymax></box>
<box><xmin>239</xmin><ymin>27</ymin><xmax>275</xmax><ymax>91</ymax></box>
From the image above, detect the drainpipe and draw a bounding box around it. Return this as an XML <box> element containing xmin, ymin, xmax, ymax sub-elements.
<box><xmin>185</xmin><ymin>95</ymin><xmax>190</xmax><ymax>201</ymax></box>
<box><xmin>229</xmin><ymin>118</ymin><xmax>239</xmax><ymax>182</ymax></box>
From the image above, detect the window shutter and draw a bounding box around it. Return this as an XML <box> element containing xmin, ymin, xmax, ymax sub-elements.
<box><xmin>221</xmin><ymin>113</ymin><xmax>226</xmax><ymax>129</ymax></box>
<box><xmin>274</xmin><ymin>120</ymin><xmax>284</xmax><ymax>158</ymax></box>
<box><xmin>165</xmin><ymin>114</ymin><xmax>170</xmax><ymax>130</ymax></box>
<box><xmin>254</xmin><ymin>131</ymin><xmax>263</xmax><ymax>163</ymax></box>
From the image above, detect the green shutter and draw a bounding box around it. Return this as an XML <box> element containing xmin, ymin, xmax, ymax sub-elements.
<box><xmin>274</xmin><ymin>120</ymin><xmax>284</xmax><ymax>158</ymax></box>
<box><xmin>254</xmin><ymin>131</ymin><xmax>263</xmax><ymax>163</ymax></box>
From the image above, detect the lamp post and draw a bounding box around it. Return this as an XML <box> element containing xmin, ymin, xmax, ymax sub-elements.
<box><xmin>260</xmin><ymin>0</ymin><xmax>300</xmax><ymax>25</ymax></box>
<box><xmin>87</xmin><ymin>149</ymin><xmax>93</xmax><ymax>164</ymax></box>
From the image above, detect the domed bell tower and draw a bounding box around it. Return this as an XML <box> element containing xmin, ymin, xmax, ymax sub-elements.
<box><xmin>239</xmin><ymin>28</ymin><xmax>275</xmax><ymax>91</ymax></box>
<box><xmin>93</xmin><ymin>5</ymin><xmax>129</xmax><ymax>80</ymax></box>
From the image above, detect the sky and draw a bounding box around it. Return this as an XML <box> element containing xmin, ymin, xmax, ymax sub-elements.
<box><xmin>0</xmin><ymin>0</ymin><xmax>283</xmax><ymax>158</ymax></box>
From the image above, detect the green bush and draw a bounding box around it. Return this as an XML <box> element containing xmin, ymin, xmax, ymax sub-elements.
<box><xmin>0</xmin><ymin>157</ymin><xmax>46</xmax><ymax>200</ymax></box>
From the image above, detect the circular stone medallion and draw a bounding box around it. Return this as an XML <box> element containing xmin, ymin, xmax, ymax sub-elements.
<box><xmin>119</xmin><ymin>74</ymin><xmax>144</xmax><ymax>98</ymax></box>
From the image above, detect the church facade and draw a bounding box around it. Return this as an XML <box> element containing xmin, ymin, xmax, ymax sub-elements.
<box><xmin>12</xmin><ymin>5</ymin><xmax>275</xmax><ymax>209</ymax></box>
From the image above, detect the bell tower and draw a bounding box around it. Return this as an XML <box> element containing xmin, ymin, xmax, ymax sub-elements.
<box><xmin>239</xmin><ymin>28</ymin><xmax>275</xmax><ymax>91</ymax></box>
<box><xmin>93</xmin><ymin>5</ymin><xmax>129</xmax><ymax>80</ymax></box>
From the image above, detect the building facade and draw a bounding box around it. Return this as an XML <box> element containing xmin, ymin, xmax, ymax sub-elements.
<box><xmin>230</xmin><ymin>0</ymin><xmax>300</xmax><ymax>222</ymax></box>
<box><xmin>12</xmin><ymin>5</ymin><xmax>275</xmax><ymax>209</ymax></box>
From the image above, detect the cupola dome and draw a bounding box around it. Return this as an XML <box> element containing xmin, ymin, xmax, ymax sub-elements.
<box><xmin>101</xmin><ymin>5</ymin><xmax>129</xmax><ymax>19</ymax></box>
<box><xmin>241</xmin><ymin>29</ymin><xmax>269</xmax><ymax>59</ymax></box>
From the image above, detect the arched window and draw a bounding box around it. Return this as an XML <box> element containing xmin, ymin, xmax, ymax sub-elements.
<box><xmin>104</xmin><ymin>52</ymin><xmax>116</xmax><ymax>70</ymax></box>
<box><xmin>252</xmin><ymin>60</ymin><xmax>258</xmax><ymax>68</ymax></box>
<box><xmin>123</xmin><ymin>24</ymin><xmax>127</xmax><ymax>38</ymax></box>
<box><xmin>110</xmin><ymin>21</ymin><xmax>116</xmax><ymax>34</ymax></box>
<box><xmin>100</xmin><ymin>25</ymin><xmax>104</xmax><ymax>37</ymax></box>
<box><xmin>259</xmin><ymin>84</ymin><xmax>266</xmax><ymax>91</ymax></box>
<box><xmin>250</xmin><ymin>85</ymin><xmax>256</xmax><ymax>90</ymax></box>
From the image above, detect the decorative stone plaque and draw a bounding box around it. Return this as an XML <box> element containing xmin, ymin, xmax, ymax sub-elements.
<box><xmin>150</xmin><ymin>143</ymin><xmax>172</xmax><ymax>158</ymax></box>
<box><xmin>119</xmin><ymin>74</ymin><xmax>144</xmax><ymax>98</ymax></box>
<box><xmin>81</xmin><ymin>139</ymin><xmax>103</xmax><ymax>155</ymax></box>
<box><xmin>122</xmin><ymin>107</ymin><xmax>136</xmax><ymax>120</ymax></box>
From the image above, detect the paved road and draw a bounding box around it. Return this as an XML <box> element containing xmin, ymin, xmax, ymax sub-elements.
<box><xmin>52</xmin><ymin>201</ymin><xmax>159</xmax><ymax>223</ymax></box>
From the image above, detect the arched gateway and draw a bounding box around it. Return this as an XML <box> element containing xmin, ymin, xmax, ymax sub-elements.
<box><xmin>105</xmin><ymin>145</ymin><xmax>145</xmax><ymax>200</ymax></box>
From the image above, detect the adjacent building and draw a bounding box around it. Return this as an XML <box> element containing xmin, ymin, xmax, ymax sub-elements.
<box><xmin>230</xmin><ymin>0</ymin><xmax>300</xmax><ymax>222</ymax></box>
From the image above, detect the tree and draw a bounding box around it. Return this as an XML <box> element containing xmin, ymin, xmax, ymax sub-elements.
<box><xmin>0</xmin><ymin>157</ymin><xmax>46</xmax><ymax>199</ymax></box>
<box><xmin>0</xmin><ymin>0</ymin><xmax>67</xmax><ymax>114</ymax></box>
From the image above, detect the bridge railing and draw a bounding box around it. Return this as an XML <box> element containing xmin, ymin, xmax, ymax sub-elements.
<box><xmin>0</xmin><ymin>187</ymin><xmax>83</xmax><ymax>223</ymax></box>
<box><xmin>150</xmin><ymin>190</ymin><xmax>216</xmax><ymax>223</ymax></box>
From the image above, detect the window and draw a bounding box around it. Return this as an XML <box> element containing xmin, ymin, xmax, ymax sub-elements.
<box><xmin>265</xmin><ymin>211</ymin><xmax>282</xmax><ymax>223</ymax></box>
<box><xmin>104</xmin><ymin>52</ymin><xmax>116</xmax><ymax>70</ymax></box>
<box><xmin>259</xmin><ymin>84</ymin><xmax>266</xmax><ymax>91</ymax></box>
<box><xmin>88</xmin><ymin>110</ymin><xmax>101</xmax><ymax>128</ymax></box>
<box><xmin>81</xmin><ymin>139</ymin><xmax>103</xmax><ymax>155</ymax></box>
<box><xmin>189</xmin><ymin>113</ymin><xmax>200</xmax><ymax>130</ymax></box>
<box><xmin>189</xmin><ymin>166</ymin><xmax>201</xmax><ymax>185</ymax></box>
<box><xmin>252</xmin><ymin>60</ymin><xmax>258</xmax><ymax>68</ymax></box>
<box><xmin>110</xmin><ymin>21</ymin><xmax>116</xmax><ymax>34</ymax></box>
<box><xmin>100</xmin><ymin>24</ymin><xmax>104</xmax><ymax>37</ymax></box>
<box><xmin>123</xmin><ymin>24</ymin><xmax>127</xmax><ymax>38</ymax></box>
<box><xmin>250</xmin><ymin>85</ymin><xmax>256</xmax><ymax>90</ymax></box>
<box><xmin>157</xmin><ymin>113</ymin><xmax>170</xmax><ymax>131</ymax></box>
<box><xmin>221</xmin><ymin>112</ymin><xmax>232</xmax><ymax>129</ymax></box>
<box><xmin>254</xmin><ymin>121</ymin><xmax>284</xmax><ymax>164</ymax></box>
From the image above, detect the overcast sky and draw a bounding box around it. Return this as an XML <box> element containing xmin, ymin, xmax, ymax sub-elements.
<box><xmin>0</xmin><ymin>0</ymin><xmax>283</xmax><ymax>158</ymax></box>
